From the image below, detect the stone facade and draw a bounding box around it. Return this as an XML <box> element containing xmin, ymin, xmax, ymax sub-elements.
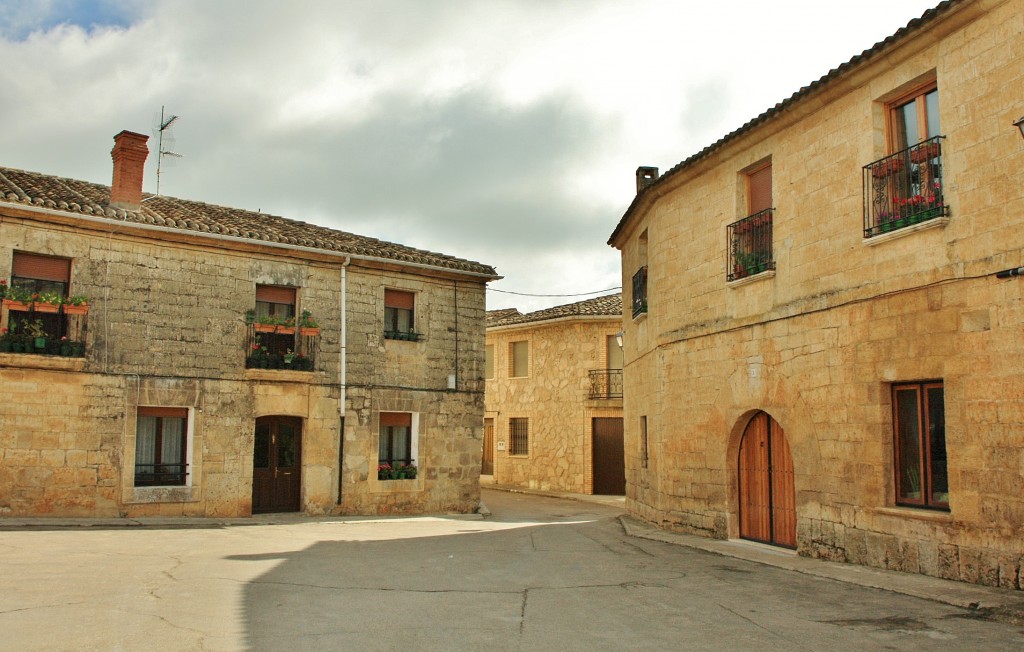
<box><xmin>0</xmin><ymin>141</ymin><xmax>495</xmax><ymax>518</ymax></box>
<box><xmin>485</xmin><ymin>295</ymin><xmax>624</xmax><ymax>493</ymax></box>
<box><xmin>609</xmin><ymin>0</ymin><xmax>1024</xmax><ymax>588</ymax></box>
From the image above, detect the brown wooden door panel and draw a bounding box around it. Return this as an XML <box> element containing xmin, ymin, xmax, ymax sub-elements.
<box><xmin>592</xmin><ymin>417</ymin><xmax>626</xmax><ymax>495</ymax></box>
<box><xmin>252</xmin><ymin>416</ymin><xmax>302</xmax><ymax>514</ymax></box>
<box><xmin>738</xmin><ymin>412</ymin><xmax>796</xmax><ymax>548</ymax></box>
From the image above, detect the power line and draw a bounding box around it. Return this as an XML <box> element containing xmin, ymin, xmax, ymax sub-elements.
<box><xmin>486</xmin><ymin>286</ymin><xmax>621</xmax><ymax>298</ymax></box>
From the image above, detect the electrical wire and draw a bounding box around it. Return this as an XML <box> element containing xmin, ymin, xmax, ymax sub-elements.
<box><xmin>486</xmin><ymin>286</ymin><xmax>621</xmax><ymax>298</ymax></box>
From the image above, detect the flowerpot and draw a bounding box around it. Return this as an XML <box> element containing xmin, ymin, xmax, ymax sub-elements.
<box><xmin>300</xmin><ymin>327</ymin><xmax>320</xmax><ymax>336</ymax></box>
<box><xmin>0</xmin><ymin>341</ymin><xmax>11</xmax><ymax>353</ymax></box>
<box><xmin>34</xmin><ymin>337</ymin><xmax>47</xmax><ymax>349</ymax></box>
<box><xmin>60</xmin><ymin>343</ymin><xmax>72</xmax><ymax>356</ymax></box>
<box><xmin>31</xmin><ymin>302</ymin><xmax>59</xmax><ymax>314</ymax></box>
<box><xmin>254</xmin><ymin>323</ymin><xmax>296</xmax><ymax>334</ymax></box>
<box><xmin>871</xmin><ymin>157</ymin><xmax>904</xmax><ymax>178</ymax></box>
<box><xmin>909</xmin><ymin>142</ymin><xmax>940</xmax><ymax>164</ymax></box>
<box><xmin>63</xmin><ymin>304</ymin><xmax>89</xmax><ymax>315</ymax></box>
<box><xmin>11</xmin><ymin>343</ymin><xmax>24</xmax><ymax>353</ymax></box>
<box><xmin>2</xmin><ymin>299</ymin><xmax>30</xmax><ymax>310</ymax></box>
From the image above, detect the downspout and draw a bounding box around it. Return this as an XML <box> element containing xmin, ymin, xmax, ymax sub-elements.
<box><xmin>338</xmin><ymin>256</ymin><xmax>350</xmax><ymax>504</ymax></box>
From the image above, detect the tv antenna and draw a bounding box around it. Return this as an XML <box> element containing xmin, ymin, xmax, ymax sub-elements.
<box><xmin>154</xmin><ymin>105</ymin><xmax>183</xmax><ymax>196</ymax></box>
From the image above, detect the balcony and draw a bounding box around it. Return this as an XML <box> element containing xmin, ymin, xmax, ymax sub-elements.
<box><xmin>728</xmin><ymin>208</ymin><xmax>775</xmax><ymax>281</ymax></box>
<box><xmin>246</xmin><ymin>322</ymin><xmax>318</xmax><ymax>371</ymax></box>
<box><xmin>863</xmin><ymin>136</ymin><xmax>948</xmax><ymax>238</ymax></box>
<box><xmin>0</xmin><ymin>298</ymin><xmax>88</xmax><ymax>357</ymax></box>
<box><xmin>588</xmin><ymin>369</ymin><xmax>623</xmax><ymax>399</ymax></box>
<box><xmin>632</xmin><ymin>266</ymin><xmax>648</xmax><ymax>318</ymax></box>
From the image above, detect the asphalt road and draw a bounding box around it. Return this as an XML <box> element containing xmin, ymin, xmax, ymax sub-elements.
<box><xmin>1</xmin><ymin>488</ymin><xmax>1021</xmax><ymax>651</ymax></box>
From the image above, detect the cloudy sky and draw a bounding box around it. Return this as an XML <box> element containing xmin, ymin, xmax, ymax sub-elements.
<box><xmin>1</xmin><ymin>0</ymin><xmax>939</xmax><ymax>312</ymax></box>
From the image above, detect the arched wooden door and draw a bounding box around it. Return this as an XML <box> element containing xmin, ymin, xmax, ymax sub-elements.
<box><xmin>738</xmin><ymin>412</ymin><xmax>796</xmax><ymax>548</ymax></box>
<box><xmin>252</xmin><ymin>416</ymin><xmax>302</xmax><ymax>514</ymax></box>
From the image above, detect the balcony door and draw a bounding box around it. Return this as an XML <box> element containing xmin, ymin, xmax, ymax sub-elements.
<box><xmin>252</xmin><ymin>416</ymin><xmax>302</xmax><ymax>513</ymax></box>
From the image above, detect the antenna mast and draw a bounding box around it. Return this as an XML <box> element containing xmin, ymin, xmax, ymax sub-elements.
<box><xmin>155</xmin><ymin>105</ymin><xmax>183</xmax><ymax>196</ymax></box>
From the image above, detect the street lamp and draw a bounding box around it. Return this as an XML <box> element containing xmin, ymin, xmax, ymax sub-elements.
<box><xmin>615</xmin><ymin>330</ymin><xmax>624</xmax><ymax>348</ymax></box>
<box><xmin>1015</xmin><ymin>116</ymin><xmax>1024</xmax><ymax>141</ymax></box>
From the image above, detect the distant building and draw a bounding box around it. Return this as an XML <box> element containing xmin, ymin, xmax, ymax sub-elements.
<box><xmin>484</xmin><ymin>294</ymin><xmax>624</xmax><ymax>494</ymax></box>
<box><xmin>0</xmin><ymin>130</ymin><xmax>498</xmax><ymax>518</ymax></box>
<box><xmin>609</xmin><ymin>0</ymin><xmax>1024</xmax><ymax>588</ymax></box>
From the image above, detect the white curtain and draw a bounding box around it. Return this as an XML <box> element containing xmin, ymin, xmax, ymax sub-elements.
<box><xmin>136</xmin><ymin>416</ymin><xmax>157</xmax><ymax>466</ymax></box>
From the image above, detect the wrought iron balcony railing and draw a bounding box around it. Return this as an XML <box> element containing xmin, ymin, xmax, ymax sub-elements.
<box><xmin>728</xmin><ymin>208</ymin><xmax>775</xmax><ymax>281</ymax></box>
<box><xmin>246</xmin><ymin>323</ymin><xmax>318</xmax><ymax>370</ymax></box>
<box><xmin>632</xmin><ymin>266</ymin><xmax>648</xmax><ymax>318</ymax></box>
<box><xmin>134</xmin><ymin>463</ymin><xmax>188</xmax><ymax>487</ymax></box>
<box><xmin>588</xmin><ymin>369</ymin><xmax>623</xmax><ymax>399</ymax></box>
<box><xmin>863</xmin><ymin>135</ymin><xmax>948</xmax><ymax>238</ymax></box>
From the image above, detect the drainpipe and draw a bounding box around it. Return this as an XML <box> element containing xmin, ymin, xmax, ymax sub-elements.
<box><xmin>338</xmin><ymin>256</ymin><xmax>350</xmax><ymax>504</ymax></box>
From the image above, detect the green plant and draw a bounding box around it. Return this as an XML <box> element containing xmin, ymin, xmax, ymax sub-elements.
<box><xmin>299</xmin><ymin>310</ymin><xmax>318</xmax><ymax>328</ymax></box>
<box><xmin>65</xmin><ymin>295</ymin><xmax>89</xmax><ymax>306</ymax></box>
<box><xmin>24</xmin><ymin>319</ymin><xmax>46</xmax><ymax>338</ymax></box>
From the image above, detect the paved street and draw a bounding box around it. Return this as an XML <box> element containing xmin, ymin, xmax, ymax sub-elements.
<box><xmin>1</xmin><ymin>489</ymin><xmax>1022</xmax><ymax>651</ymax></box>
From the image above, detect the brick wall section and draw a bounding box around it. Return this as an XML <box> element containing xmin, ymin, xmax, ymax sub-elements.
<box><xmin>615</xmin><ymin>0</ymin><xmax>1024</xmax><ymax>588</ymax></box>
<box><xmin>485</xmin><ymin>319</ymin><xmax>623</xmax><ymax>493</ymax></box>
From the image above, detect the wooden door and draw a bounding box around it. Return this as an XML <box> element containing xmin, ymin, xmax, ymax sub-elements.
<box><xmin>252</xmin><ymin>416</ymin><xmax>302</xmax><ymax>514</ymax></box>
<box><xmin>592</xmin><ymin>417</ymin><xmax>626</xmax><ymax>495</ymax></box>
<box><xmin>738</xmin><ymin>412</ymin><xmax>796</xmax><ymax>548</ymax></box>
<box><xmin>482</xmin><ymin>418</ymin><xmax>494</xmax><ymax>475</ymax></box>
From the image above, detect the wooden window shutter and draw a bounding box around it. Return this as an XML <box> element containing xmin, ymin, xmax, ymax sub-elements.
<box><xmin>255</xmin><ymin>285</ymin><xmax>296</xmax><ymax>305</ymax></box>
<box><xmin>12</xmin><ymin>252</ymin><xmax>71</xmax><ymax>283</ymax></box>
<box><xmin>380</xmin><ymin>412</ymin><xmax>412</xmax><ymax>427</ymax></box>
<box><xmin>748</xmin><ymin>165</ymin><xmax>772</xmax><ymax>214</ymax></box>
<box><xmin>385</xmin><ymin>289</ymin><xmax>415</xmax><ymax>310</ymax></box>
<box><xmin>138</xmin><ymin>406</ymin><xmax>189</xmax><ymax>418</ymax></box>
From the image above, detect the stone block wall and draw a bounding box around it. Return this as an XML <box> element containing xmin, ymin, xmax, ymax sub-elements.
<box><xmin>485</xmin><ymin>319</ymin><xmax>623</xmax><ymax>493</ymax></box>
<box><xmin>0</xmin><ymin>212</ymin><xmax>488</xmax><ymax>517</ymax></box>
<box><xmin>616</xmin><ymin>0</ymin><xmax>1024</xmax><ymax>587</ymax></box>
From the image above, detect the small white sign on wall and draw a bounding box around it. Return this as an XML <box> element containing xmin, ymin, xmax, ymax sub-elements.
<box><xmin>496</xmin><ymin>441</ymin><xmax>506</xmax><ymax>451</ymax></box>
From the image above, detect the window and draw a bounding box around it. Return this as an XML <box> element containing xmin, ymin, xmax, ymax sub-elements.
<box><xmin>384</xmin><ymin>289</ymin><xmax>419</xmax><ymax>341</ymax></box>
<box><xmin>509</xmin><ymin>417</ymin><xmax>529</xmax><ymax>456</ymax></box>
<box><xmin>485</xmin><ymin>344</ymin><xmax>494</xmax><ymax>379</ymax></box>
<box><xmin>728</xmin><ymin>163</ymin><xmax>774</xmax><ymax>281</ymax></box>
<box><xmin>510</xmin><ymin>340</ymin><xmax>528</xmax><ymax>377</ymax></box>
<box><xmin>864</xmin><ymin>82</ymin><xmax>946</xmax><ymax>237</ymax></box>
<box><xmin>633</xmin><ymin>229</ymin><xmax>648</xmax><ymax>317</ymax></box>
<box><xmin>893</xmin><ymin>381</ymin><xmax>947</xmax><ymax>509</ymax></box>
<box><xmin>379</xmin><ymin>412</ymin><xmax>414</xmax><ymax>467</ymax></box>
<box><xmin>6</xmin><ymin>252</ymin><xmax>76</xmax><ymax>347</ymax></box>
<box><xmin>640</xmin><ymin>416</ymin><xmax>648</xmax><ymax>469</ymax></box>
<box><xmin>254</xmin><ymin>284</ymin><xmax>296</xmax><ymax>355</ymax></box>
<box><xmin>135</xmin><ymin>407</ymin><xmax>189</xmax><ymax>486</ymax></box>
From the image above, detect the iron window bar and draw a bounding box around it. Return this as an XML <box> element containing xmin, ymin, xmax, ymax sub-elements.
<box><xmin>863</xmin><ymin>135</ymin><xmax>948</xmax><ymax>238</ymax></box>
<box><xmin>727</xmin><ymin>208</ymin><xmax>775</xmax><ymax>281</ymax></box>
<box><xmin>588</xmin><ymin>369</ymin><xmax>623</xmax><ymax>399</ymax></box>
<box><xmin>632</xmin><ymin>266</ymin><xmax>648</xmax><ymax>318</ymax></box>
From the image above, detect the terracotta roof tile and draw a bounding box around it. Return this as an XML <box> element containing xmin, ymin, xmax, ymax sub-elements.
<box><xmin>488</xmin><ymin>293</ymin><xmax>622</xmax><ymax>328</ymax></box>
<box><xmin>0</xmin><ymin>166</ymin><xmax>498</xmax><ymax>277</ymax></box>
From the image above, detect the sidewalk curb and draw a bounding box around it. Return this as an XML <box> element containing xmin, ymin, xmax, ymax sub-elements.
<box><xmin>619</xmin><ymin>515</ymin><xmax>1024</xmax><ymax>622</ymax></box>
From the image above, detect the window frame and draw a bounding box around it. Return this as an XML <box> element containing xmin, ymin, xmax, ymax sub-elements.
<box><xmin>8</xmin><ymin>252</ymin><xmax>74</xmax><ymax>342</ymax></box>
<box><xmin>509</xmin><ymin>417</ymin><xmax>529</xmax><ymax>456</ymax></box>
<box><xmin>886</xmin><ymin>80</ymin><xmax>939</xmax><ymax>153</ymax></box>
<box><xmin>134</xmin><ymin>407</ymin><xmax>190</xmax><ymax>487</ymax></box>
<box><xmin>892</xmin><ymin>380</ymin><xmax>948</xmax><ymax>510</ymax></box>
<box><xmin>378</xmin><ymin>412</ymin><xmax>417</xmax><ymax>467</ymax></box>
<box><xmin>254</xmin><ymin>284</ymin><xmax>298</xmax><ymax>356</ymax></box>
<box><xmin>384</xmin><ymin>289</ymin><xmax>418</xmax><ymax>341</ymax></box>
<box><xmin>509</xmin><ymin>340</ymin><xmax>529</xmax><ymax>378</ymax></box>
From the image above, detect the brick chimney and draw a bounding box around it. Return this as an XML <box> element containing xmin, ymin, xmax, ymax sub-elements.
<box><xmin>636</xmin><ymin>166</ymin><xmax>659</xmax><ymax>193</ymax></box>
<box><xmin>110</xmin><ymin>130</ymin><xmax>149</xmax><ymax>210</ymax></box>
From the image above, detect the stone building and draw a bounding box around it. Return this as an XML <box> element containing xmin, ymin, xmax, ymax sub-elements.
<box><xmin>0</xmin><ymin>130</ymin><xmax>498</xmax><ymax>518</ymax></box>
<box><xmin>608</xmin><ymin>0</ymin><xmax>1024</xmax><ymax>588</ymax></box>
<box><xmin>484</xmin><ymin>294</ymin><xmax>625</xmax><ymax>494</ymax></box>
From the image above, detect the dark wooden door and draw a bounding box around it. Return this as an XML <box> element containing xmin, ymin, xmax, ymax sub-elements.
<box><xmin>482</xmin><ymin>418</ymin><xmax>494</xmax><ymax>475</ymax></box>
<box><xmin>592</xmin><ymin>417</ymin><xmax>626</xmax><ymax>495</ymax></box>
<box><xmin>252</xmin><ymin>416</ymin><xmax>302</xmax><ymax>514</ymax></box>
<box><xmin>739</xmin><ymin>412</ymin><xmax>796</xmax><ymax>548</ymax></box>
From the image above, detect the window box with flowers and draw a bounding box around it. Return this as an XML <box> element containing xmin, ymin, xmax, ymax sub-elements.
<box><xmin>377</xmin><ymin>462</ymin><xmax>418</xmax><ymax>480</ymax></box>
<box><xmin>0</xmin><ymin>280</ymin><xmax>89</xmax><ymax>357</ymax></box>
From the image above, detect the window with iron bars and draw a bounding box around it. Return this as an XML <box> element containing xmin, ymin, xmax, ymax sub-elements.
<box><xmin>509</xmin><ymin>417</ymin><xmax>529</xmax><ymax>456</ymax></box>
<box><xmin>631</xmin><ymin>266</ymin><xmax>647</xmax><ymax>317</ymax></box>
<box><xmin>727</xmin><ymin>208</ymin><xmax>775</xmax><ymax>281</ymax></box>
